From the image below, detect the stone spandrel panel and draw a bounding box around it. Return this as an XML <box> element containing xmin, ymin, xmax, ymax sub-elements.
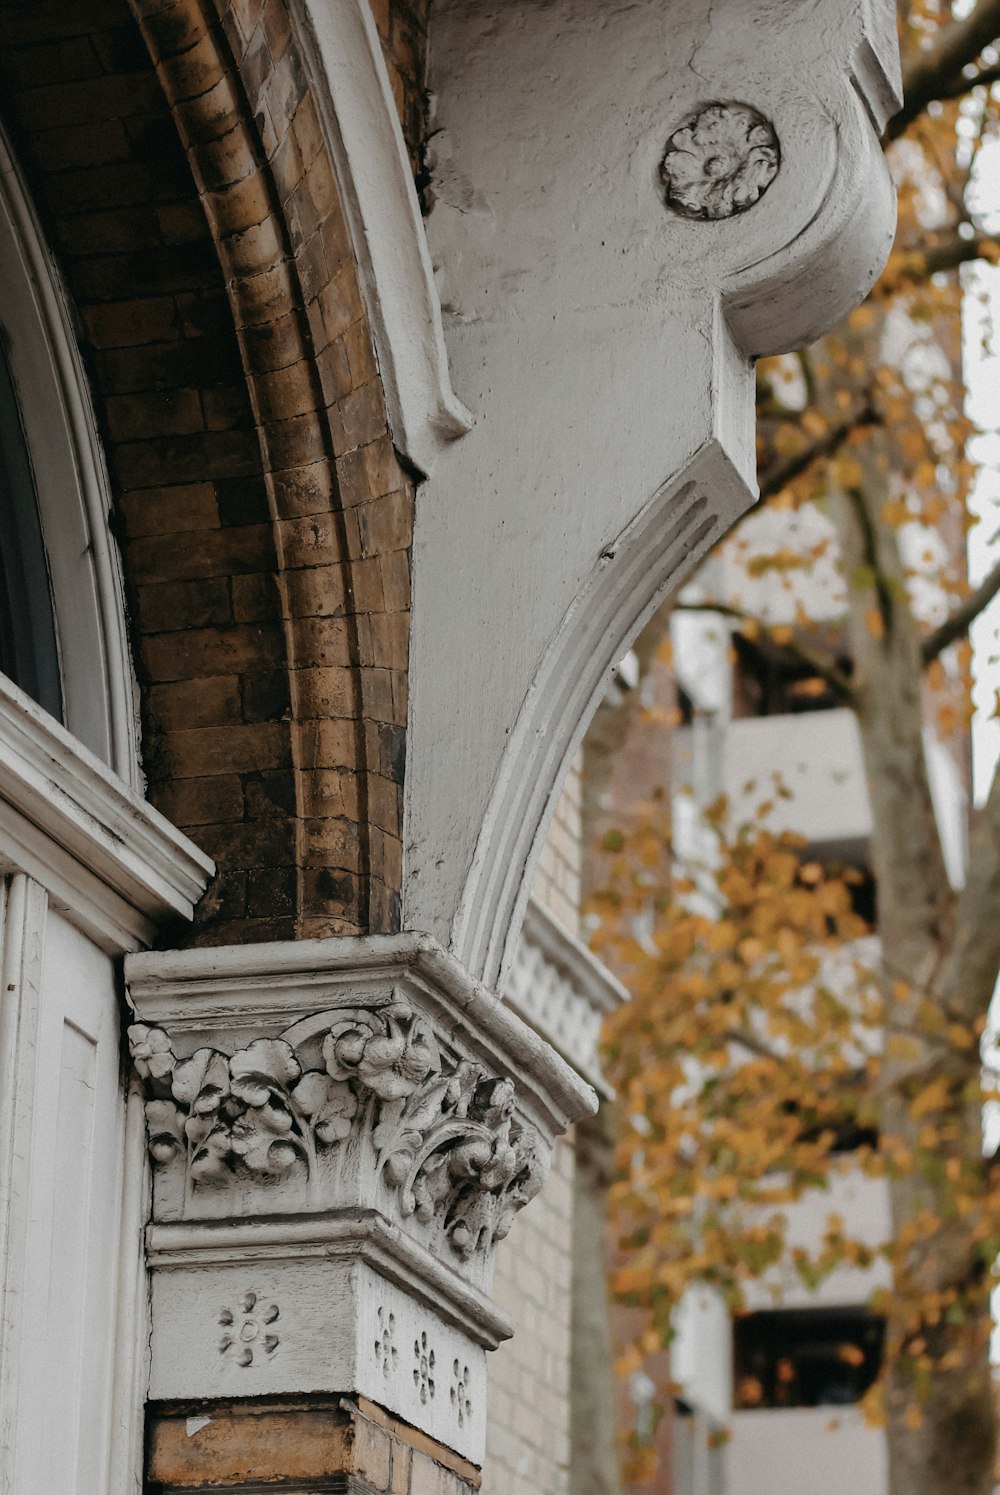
<box><xmin>125</xmin><ymin>934</ymin><xmax>596</xmax><ymax>1465</ymax></box>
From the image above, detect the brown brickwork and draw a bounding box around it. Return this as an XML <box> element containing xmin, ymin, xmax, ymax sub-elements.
<box><xmin>371</xmin><ymin>0</ymin><xmax>429</xmax><ymax>186</ymax></box>
<box><xmin>147</xmin><ymin>1396</ymin><xmax>482</xmax><ymax>1494</ymax></box>
<box><xmin>0</xmin><ymin>0</ymin><xmax>413</xmax><ymax>941</ymax></box>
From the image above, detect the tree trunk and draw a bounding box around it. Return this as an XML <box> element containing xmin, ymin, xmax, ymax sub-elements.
<box><xmin>829</xmin><ymin>475</ymin><xmax>998</xmax><ymax>1495</ymax></box>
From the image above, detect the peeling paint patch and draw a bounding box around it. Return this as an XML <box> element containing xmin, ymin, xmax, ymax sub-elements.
<box><xmin>186</xmin><ymin>1416</ymin><xmax>212</xmax><ymax>1438</ymax></box>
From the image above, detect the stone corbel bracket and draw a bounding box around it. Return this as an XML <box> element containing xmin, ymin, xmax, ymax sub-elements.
<box><xmin>125</xmin><ymin>934</ymin><xmax>595</xmax><ymax>1463</ymax></box>
<box><xmin>404</xmin><ymin>0</ymin><xmax>902</xmax><ymax>990</ymax></box>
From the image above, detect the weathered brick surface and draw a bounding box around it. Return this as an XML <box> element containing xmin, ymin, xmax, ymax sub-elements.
<box><xmin>147</xmin><ymin>1396</ymin><xmax>481</xmax><ymax>1493</ymax></box>
<box><xmin>372</xmin><ymin>0</ymin><xmax>430</xmax><ymax>186</ymax></box>
<box><xmin>0</xmin><ymin>0</ymin><xmax>414</xmax><ymax>942</ymax></box>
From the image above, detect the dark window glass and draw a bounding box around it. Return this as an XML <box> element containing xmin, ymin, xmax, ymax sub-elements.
<box><xmin>732</xmin><ymin>633</ymin><xmax>850</xmax><ymax>719</ymax></box>
<box><xmin>734</xmin><ymin>1307</ymin><xmax>884</xmax><ymax>1409</ymax></box>
<box><xmin>0</xmin><ymin>339</ymin><xmax>62</xmax><ymax>720</ymax></box>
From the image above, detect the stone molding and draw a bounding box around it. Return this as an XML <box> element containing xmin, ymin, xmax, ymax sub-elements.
<box><xmin>0</xmin><ymin>674</ymin><xmax>213</xmax><ymax>952</ymax></box>
<box><xmin>291</xmin><ymin>0</ymin><xmax>472</xmax><ymax>476</ymax></box>
<box><xmin>125</xmin><ymin>933</ymin><xmax>596</xmax><ymax>1462</ymax></box>
<box><xmin>129</xmin><ymin>1000</ymin><xmax>548</xmax><ymax>1270</ymax></box>
<box><xmin>504</xmin><ymin>897</ymin><xmax>627</xmax><ymax>1100</ymax></box>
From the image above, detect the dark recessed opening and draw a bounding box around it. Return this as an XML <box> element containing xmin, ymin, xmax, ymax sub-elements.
<box><xmin>734</xmin><ymin>1306</ymin><xmax>884</xmax><ymax>1410</ymax></box>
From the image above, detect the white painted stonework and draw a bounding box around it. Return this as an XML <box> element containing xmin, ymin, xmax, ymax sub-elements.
<box><xmin>504</xmin><ymin>896</ymin><xmax>627</xmax><ymax>1100</ymax></box>
<box><xmin>401</xmin><ymin>0</ymin><xmax>901</xmax><ymax>988</ymax></box>
<box><xmin>290</xmin><ymin>0</ymin><xmax>472</xmax><ymax>476</ymax></box>
<box><xmin>0</xmin><ymin>683</ymin><xmax>213</xmax><ymax>1495</ymax></box>
<box><xmin>125</xmin><ymin>935</ymin><xmax>596</xmax><ymax>1463</ymax></box>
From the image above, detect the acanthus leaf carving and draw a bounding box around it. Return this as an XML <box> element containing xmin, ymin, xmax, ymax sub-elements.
<box><xmin>127</xmin><ymin>995</ymin><xmax>548</xmax><ymax>1266</ymax></box>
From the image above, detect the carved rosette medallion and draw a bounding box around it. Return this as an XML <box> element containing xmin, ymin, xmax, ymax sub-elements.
<box><xmin>128</xmin><ymin>993</ymin><xmax>548</xmax><ymax>1269</ymax></box>
<box><xmin>661</xmin><ymin>102</ymin><xmax>780</xmax><ymax>220</ymax></box>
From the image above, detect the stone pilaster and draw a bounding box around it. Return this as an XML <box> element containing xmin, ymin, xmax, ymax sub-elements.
<box><xmin>125</xmin><ymin>934</ymin><xmax>596</xmax><ymax>1469</ymax></box>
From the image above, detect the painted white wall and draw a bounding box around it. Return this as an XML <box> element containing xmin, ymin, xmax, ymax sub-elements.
<box><xmin>723</xmin><ymin>709</ymin><xmax>872</xmax><ymax>850</ymax></box>
<box><xmin>2</xmin><ymin>894</ymin><xmax>128</xmax><ymax>1495</ymax></box>
<box><xmin>728</xmin><ymin>1407</ymin><xmax>887</xmax><ymax>1495</ymax></box>
<box><xmin>674</xmin><ymin>1286</ymin><xmax>733</xmax><ymax>1427</ymax></box>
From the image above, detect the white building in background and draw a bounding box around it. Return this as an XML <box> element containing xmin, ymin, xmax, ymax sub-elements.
<box><xmin>666</xmin><ymin>599</ymin><xmax>968</xmax><ymax>1495</ymax></box>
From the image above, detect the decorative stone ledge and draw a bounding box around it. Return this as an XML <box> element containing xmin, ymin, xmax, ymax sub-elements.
<box><xmin>504</xmin><ymin>898</ymin><xmax>628</xmax><ymax>1100</ymax></box>
<box><xmin>0</xmin><ymin>673</ymin><xmax>213</xmax><ymax>952</ymax></box>
<box><xmin>125</xmin><ymin>933</ymin><xmax>596</xmax><ymax>1463</ymax></box>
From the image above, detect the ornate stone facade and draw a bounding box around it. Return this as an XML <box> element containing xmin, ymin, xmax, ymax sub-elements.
<box><xmin>126</xmin><ymin>933</ymin><xmax>594</xmax><ymax>1462</ymax></box>
<box><xmin>0</xmin><ymin>0</ymin><xmax>901</xmax><ymax>1490</ymax></box>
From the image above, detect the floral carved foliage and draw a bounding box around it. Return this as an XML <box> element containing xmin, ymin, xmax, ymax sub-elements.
<box><xmin>128</xmin><ymin>996</ymin><xmax>547</xmax><ymax>1263</ymax></box>
<box><xmin>661</xmin><ymin>102</ymin><xmax>780</xmax><ymax>221</ymax></box>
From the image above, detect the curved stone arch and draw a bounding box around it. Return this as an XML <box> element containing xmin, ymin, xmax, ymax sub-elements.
<box><xmin>403</xmin><ymin>0</ymin><xmax>901</xmax><ymax>985</ymax></box>
<box><xmin>289</xmin><ymin>0</ymin><xmax>472</xmax><ymax>476</ymax></box>
<box><xmin>0</xmin><ymin>125</ymin><xmax>139</xmax><ymax>784</ymax></box>
<box><xmin>127</xmin><ymin>0</ymin><xmax>416</xmax><ymax>939</ymax></box>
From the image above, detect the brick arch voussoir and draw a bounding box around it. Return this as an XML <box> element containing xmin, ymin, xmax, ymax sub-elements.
<box><xmin>129</xmin><ymin>0</ymin><xmax>411</xmax><ymax>940</ymax></box>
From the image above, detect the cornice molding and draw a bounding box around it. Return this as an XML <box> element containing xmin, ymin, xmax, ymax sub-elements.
<box><xmin>126</xmin><ymin>930</ymin><xmax>596</xmax><ymax>1136</ymax></box>
<box><xmin>146</xmin><ymin>1209</ymin><xmax>514</xmax><ymax>1348</ymax></box>
<box><xmin>0</xmin><ymin>675</ymin><xmax>213</xmax><ymax>951</ymax></box>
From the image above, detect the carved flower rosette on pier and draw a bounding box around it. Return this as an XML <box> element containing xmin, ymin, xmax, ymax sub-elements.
<box><xmin>129</xmin><ymin>995</ymin><xmax>547</xmax><ymax>1275</ymax></box>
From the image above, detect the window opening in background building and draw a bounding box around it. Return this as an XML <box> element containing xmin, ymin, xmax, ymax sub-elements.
<box><xmin>734</xmin><ymin>1307</ymin><xmax>885</xmax><ymax>1410</ymax></box>
<box><xmin>0</xmin><ymin>337</ymin><xmax>62</xmax><ymax>721</ymax></box>
<box><xmin>732</xmin><ymin>633</ymin><xmax>850</xmax><ymax>719</ymax></box>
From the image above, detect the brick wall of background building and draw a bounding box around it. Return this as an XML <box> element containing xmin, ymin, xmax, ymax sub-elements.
<box><xmin>483</xmin><ymin>1135</ymin><xmax>575</xmax><ymax>1495</ymax></box>
<box><xmin>483</xmin><ymin>761</ymin><xmax>587</xmax><ymax>1495</ymax></box>
<box><xmin>530</xmin><ymin>754</ymin><xmax>584</xmax><ymax>937</ymax></box>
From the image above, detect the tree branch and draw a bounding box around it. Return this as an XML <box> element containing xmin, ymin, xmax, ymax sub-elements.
<box><xmin>759</xmin><ymin>406</ymin><xmax>880</xmax><ymax>503</ymax></box>
<box><xmin>889</xmin><ymin>0</ymin><xmax>1000</xmax><ymax>140</ymax></box>
<box><xmin>941</xmin><ymin>753</ymin><xmax>1000</xmax><ymax>1025</ymax></box>
<box><xmin>673</xmin><ymin>601</ymin><xmax>854</xmax><ymax>701</ymax></box>
<box><xmin>922</xmin><ymin>555</ymin><xmax>1000</xmax><ymax>665</ymax></box>
<box><xmin>937</xmin><ymin>60</ymin><xmax>1000</xmax><ymax>100</ymax></box>
<box><xmin>880</xmin><ymin>231</ymin><xmax>1000</xmax><ymax>294</ymax></box>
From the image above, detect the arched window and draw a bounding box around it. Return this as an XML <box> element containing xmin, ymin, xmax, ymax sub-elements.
<box><xmin>0</xmin><ymin>337</ymin><xmax>63</xmax><ymax>722</ymax></box>
<box><xmin>0</xmin><ymin>125</ymin><xmax>137</xmax><ymax>783</ymax></box>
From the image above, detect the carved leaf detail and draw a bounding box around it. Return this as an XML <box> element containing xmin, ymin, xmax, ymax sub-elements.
<box><xmin>172</xmin><ymin>1048</ymin><xmax>230</xmax><ymax>1114</ymax></box>
<box><xmin>229</xmin><ymin>1099</ymin><xmax>300</xmax><ymax>1174</ymax></box>
<box><xmin>130</xmin><ymin>1003</ymin><xmax>549</xmax><ymax>1262</ymax></box>
<box><xmin>289</xmin><ymin>1071</ymin><xmax>357</xmax><ymax>1145</ymax></box>
<box><xmin>189</xmin><ymin>1121</ymin><xmax>236</xmax><ymax>1182</ymax></box>
<box><xmin>323</xmin><ymin>1000</ymin><xmax>438</xmax><ymax>1100</ymax></box>
<box><xmin>144</xmin><ymin>1099</ymin><xmax>185</xmax><ymax>1163</ymax></box>
<box><xmin>229</xmin><ymin>1038</ymin><xmax>301</xmax><ymax>1107</ymax></box>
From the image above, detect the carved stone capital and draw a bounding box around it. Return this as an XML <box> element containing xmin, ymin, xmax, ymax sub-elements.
<box><xmin>125</xmin><ymin>933</ymin><xmax>595</xmax><ymax>1462</ymax></box>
